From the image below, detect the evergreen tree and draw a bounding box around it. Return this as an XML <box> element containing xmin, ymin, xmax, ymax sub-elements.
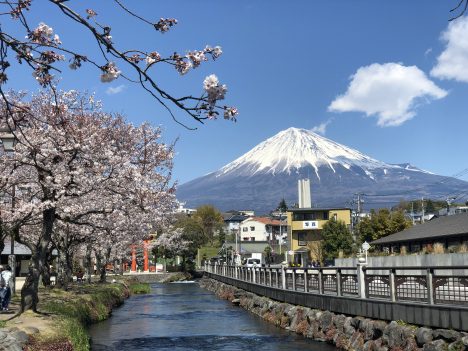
<box><xmin>321</xmin><ymin>218</ymin><xmax>353</xmax><ymax>260</ymax></box>
<box><xmin>357</xmin><ymin>209</ymin><xmax>412</xmax><ymax>243</ymax></box>
<box><xmin>277</xmin><ymin>198</ymin><xmax>288</xmax><ymax>212</ymax></box>
<box><xmin>425</xmin><ymin>199</ymin><xmax>436</xmax><ymax>214</ymax></box>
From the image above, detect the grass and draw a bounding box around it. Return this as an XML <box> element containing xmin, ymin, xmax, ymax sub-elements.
<box><xmin>129</xmin><ymin>282</ymin><xmax>151</xmax><ymax>294</ymax></box>
<box><xmin>29</xmin><ymin>281</ymin><xmax>134</xmax><ymax>351</ymax></box>
<box><xmin>197</xmin><ymin>246</ymin><xmax>221</xmax><ymax>264</ymax></box>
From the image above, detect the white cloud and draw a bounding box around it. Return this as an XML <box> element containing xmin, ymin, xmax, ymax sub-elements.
<box><xmin>311</xmin><ymin>119</ymin><xmax>332</xmax><ymax>135</ymax></box>
<box><xmin>431</xmin><ymin>16</ymin><xmax>468</xmax><ymax>82</ymax></box>
<box><xmin>106</xmin><ymin>84</ymin><xmax>126</xmax><ymax>95</ymax></box>
<box><xmin>328</xmin><ymin>63</ymin><xmax>447</xmax><ymax>127</ymax></box>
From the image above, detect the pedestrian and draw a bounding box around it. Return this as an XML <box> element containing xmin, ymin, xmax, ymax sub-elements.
<box><xmin>0</xmin><ymin>265</ymin><xmax>4</xmax><ymax>308</ymax></box>
<box><xmin>1</xmin><ymin>265</ymin><xmax>12</xmax><ymax>311</ymax></box>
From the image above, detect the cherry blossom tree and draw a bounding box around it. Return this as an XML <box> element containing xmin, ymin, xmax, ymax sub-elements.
<box><xmin>0</xmin><ymin>1</ymin><xmax>237</xmax><ymax>128</ymax></box>
<box><xmin>154</xmin><ymin>227</ymin><xmax>192</xmax><ymax>261</ymax></box>
<box><xmin>0</xmin><ymin>89</ymin><xmax>176</xmax><ymax>311</ymax></box>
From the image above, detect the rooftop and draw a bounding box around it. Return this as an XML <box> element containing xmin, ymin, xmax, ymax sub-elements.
<box><xmin>287</xmin><ymin>207</ymin><xmax>351</xmax><ymax>213</ymax></box>
<box><xmin>372</xmin><ymin>213</ymin><xmax>468</xmax><ymax>245</ymax></box>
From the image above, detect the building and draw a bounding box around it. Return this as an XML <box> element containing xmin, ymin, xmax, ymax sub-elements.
<box><xmin>239</xmin><ymin>217</ymin><xmax>287</xmax><ymax>243</ymax></box>
<box><xmin>286</xmin><ymin>207</ymin><xmax>352</xmax><ymax>266</ymax></box>
<box><xmin>175</xmin><ymin>201</ymin><xmax>196</xmax><ymax>215</ymax></box>
<box><xmin>372</xmin><ymin>212</ymin><xmax>468</xmax><ymax>254</ymax></box>
<box><xmin>223</xmin><ymin>213</ymin><xmax>249</xmax><ymax>234</ymax></box>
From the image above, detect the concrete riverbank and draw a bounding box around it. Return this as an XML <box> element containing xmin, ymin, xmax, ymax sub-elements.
<box><xmin>200</xmin><ymin>277</ymin><xmax>468</xmax><ymax>351</ymax></box>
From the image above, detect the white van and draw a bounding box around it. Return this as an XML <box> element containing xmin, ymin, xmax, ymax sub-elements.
<box><xmin>245</xmin><ymin>258</ymin><xmax>261</xmax><ymax>267</ymax></box>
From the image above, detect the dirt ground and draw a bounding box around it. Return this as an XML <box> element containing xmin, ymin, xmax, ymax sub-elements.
<box><xmin>0</xmin><ymin>294</ymin><xmax>57</xmax><ymax>338</ymax></box>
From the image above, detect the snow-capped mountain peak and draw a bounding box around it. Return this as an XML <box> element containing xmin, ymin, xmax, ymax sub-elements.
<box><xmin>218</xmin><ymin>127</ymin><xmax>394</xmax><ymax>178</ymax></box>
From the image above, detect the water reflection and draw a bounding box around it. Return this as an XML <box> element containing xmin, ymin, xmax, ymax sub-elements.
<box><xmin>90</xmin><ymin>282</ymin><xmax>337</xmax><ymax>351</ymax></box>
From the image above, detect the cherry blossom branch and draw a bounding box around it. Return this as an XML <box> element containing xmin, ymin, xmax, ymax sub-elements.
<box><xmin>0</xmin><ymin>0</ymin><xmax>238</xmax><ymax>128</ymax></box>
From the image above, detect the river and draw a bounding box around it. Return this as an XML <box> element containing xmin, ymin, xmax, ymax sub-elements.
<box><xmin>89</xmin><ymin>281</ymin><xmax>338</xmax><ymax>351</ymax></box>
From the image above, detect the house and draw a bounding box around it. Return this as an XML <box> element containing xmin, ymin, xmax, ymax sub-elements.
<box><xmin>1</xmin><ymin>240</ymin><xmax>58</xmax><ymax>277</ymax></box>
<box><xmin>223</xmin><ymin>213</ymin><xmax>249</xmax><ymax>235</ymax></box>
<box><xmin>286</xmin><ymin>207</ymin><xmax>352</xmax><ymax>266</ymax></box>
<box><xmin>372</xmin><ymin>212</ymin><xmax>468</xmax><ymax>254</ymax></box>
<box><xmin>239</xmin><ymin>217</ymin><xmax>287</xmax><ymax>243</ymax></box>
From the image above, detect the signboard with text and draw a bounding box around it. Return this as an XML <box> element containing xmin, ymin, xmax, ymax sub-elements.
<box><xmin>302</xmin><ymin>220</ymin><xmax>319</xmax><ymax>229</ymax></box>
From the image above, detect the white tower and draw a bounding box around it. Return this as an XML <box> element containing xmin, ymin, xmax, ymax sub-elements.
<box><xmin>298</xmin><ymin>179</ymin><xmax>311</xmax><ymax>208</ymax></box>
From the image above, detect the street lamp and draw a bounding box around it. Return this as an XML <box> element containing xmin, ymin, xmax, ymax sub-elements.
<box><xmin>0</xmin><ymin>127</ymin><xmax>17</xmax><ymax>294</ymax></box>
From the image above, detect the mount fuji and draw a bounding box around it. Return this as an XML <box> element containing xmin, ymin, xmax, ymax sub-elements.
<box><xmin>177</xmin><ymin>128</ymin><xmax>468</xmax><ymax>213</ymax></box>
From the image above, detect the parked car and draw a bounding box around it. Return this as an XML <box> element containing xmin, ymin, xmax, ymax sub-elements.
<box><xmin>244</xmin><ymin>258</ymin><xmax>261</xmax><ymax>267</ymax></box>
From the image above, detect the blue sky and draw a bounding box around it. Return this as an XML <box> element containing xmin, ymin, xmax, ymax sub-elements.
<box><xmin>4</xmin><ymin>1</ymin><xmax>468</xmax><ymax>185</ymax></box>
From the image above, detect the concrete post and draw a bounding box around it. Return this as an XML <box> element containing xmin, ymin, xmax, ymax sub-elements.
<box><xmin>275</xmin><ymin>269</ymin><xmax>279</xmax><ymax>288</ymax></box>
<box><xmin>292</xmin><ymin>269</ymin><xmax>296</xmax><ymax>291</ymax></box>
<box><xmin>336</xmin><ymin>269</ymin><xmax>342</xmax><ymax>297</ymax></box>
<box><xmin>304</xmin><ymin>270</ymin><xmax>309</xmax><ymax>293</ymax></box>
<box><xmin>235</xmin><ymin>266</ymin><xmax>238</xmax><ymax>279</ymax></box>
<box><xmin>357</xmin><ymin>263</ymin><xmax>367</xmax><ymax>298</ymax></box>
<box><xmin>318</xmin><ymin>269</ymin><xmax>324</xmax><ymax>294</ymax></box>
<box><xmin>252</xmin><ymin>268</ymin><xmax>256</xmax><ymax>283</ymax></box>
<box><xmin>389</xmin><ymin>268</ymin><xmax>396</xmax><ymax>302</ymax></box>
<box><xmin>281</xmin><ymin>267</ymin><xmax>286</xmax><ymax>290</ymax></box>
<box><xmin>426</xmin><ymin>268</ymin><xmax>434</xmax><ymax>305</ymax></box>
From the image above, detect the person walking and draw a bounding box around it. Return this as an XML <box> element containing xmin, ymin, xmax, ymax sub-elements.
<box><xmin>0</xmin><ymin>265</ymin><xmax>4</xmax><ymax>309</ymax></box>
<box><xmin>1</xmin><ymin>265</ymin><xmax>12</xmax><ymax>311</ymax></box>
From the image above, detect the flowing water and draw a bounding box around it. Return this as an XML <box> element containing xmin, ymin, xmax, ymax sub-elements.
<box><xmin>89</xmin><ymin>281</ymin><xmax>338</xmax><ymax>351</ymax></box>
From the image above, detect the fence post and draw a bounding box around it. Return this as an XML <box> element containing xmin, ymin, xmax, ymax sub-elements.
<box><xmin>389</xmin><ymin>268</ymin><xmax>396</xmax><ymax>302</ymax></box>
<box><xmin>292</xmin><ymin>269</ymin><xmax>296</xmax><ymax>291</ymax></box>
<box><xmin>235</xmin><ymin>266</ymin><xmax>238</xmax><ymax>279</ymax></box>
<box><xmin>318</xmin><ymin>269</ymin><xmax>324</xmax><ymax>294</ymax></box>
<box><xmin>304</xmin><ymin>269</ymin><xmax>309</xmax><ymax>292</ymax></box>
<box><xmin>426</xmin><ymin>268</ymin><xmax>434</xmax><ymax>305</ymax></box>
<box><xmin>252</xmin><ymin>267</ymin><xmax>256</xmax><ymax>283</ymax></box>
<box><xmin>336</xmin><ymin>268</ymin><xmax>342</xmax><ymax>297</ymax></box>
<box><xmin>276</xmin><ymin>269</ymin><xmax>280</xmax><ymax>288</ymax></box>
<box><xmin>357</xmin><ymin>263</ymin><xmax>367</xmax><ymax>298</ymax></box>
<box><xmin>282</xmin><ymin>267</ymin><xmax>286</xmax><ymax>290</ymax></box>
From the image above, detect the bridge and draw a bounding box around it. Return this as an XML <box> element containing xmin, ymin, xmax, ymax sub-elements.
<box><xmin>205</xmin><ymin>264</ymin><xmax>468</xmax><ymax>330</ymax></box>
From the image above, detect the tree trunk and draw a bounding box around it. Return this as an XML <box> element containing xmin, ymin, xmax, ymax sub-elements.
<box><xmin>41</xmin><ymin>251</ymin><xmax>52</xmax><ymax>288</ymax></box>
<box><xmin>21</xmin><ymin>207</ymin><xmax>55</xmax><ymax>312</ymax></box>
<box><xmin>55</xmin><ymin>248</ymin><xmax>73</xmax><ymax>290</ymax></box>
<box><xmin>95</xmin><ymin>251</ymin><xmax>106</xmax><ymax>283</ymax></box>
<box><xmin>85</xmin><ymin>243</ymin><xmax>92</xmax><ymax>284</ymax></box>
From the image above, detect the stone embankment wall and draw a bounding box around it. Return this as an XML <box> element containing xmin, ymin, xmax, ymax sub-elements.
<box><xmin>200</xmin><ymin>278</ymin><xmax>468</xmax><ymax>351</ymax></box>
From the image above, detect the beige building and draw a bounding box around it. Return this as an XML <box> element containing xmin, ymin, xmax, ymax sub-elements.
<box><xmin>286</xmin><ymin>207</ymin><xmax>352</xmax><ymax>266</ymax></box>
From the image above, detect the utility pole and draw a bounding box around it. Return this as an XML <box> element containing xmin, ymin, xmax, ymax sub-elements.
<box><xmin>421</xmin><ymin>197</ymin><xmax>425</xmax><ymax>223</ymax></box>
<box><xmin>411</xmin><ymin>202</ymin><xmax>415</xmax><ymax>225</ymax></box>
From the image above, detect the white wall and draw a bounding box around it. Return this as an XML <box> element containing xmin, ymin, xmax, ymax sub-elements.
<box><xmin>240</xmin><ymin>219</ymin><xmax>269</xmax><ymax>241</ymax></box>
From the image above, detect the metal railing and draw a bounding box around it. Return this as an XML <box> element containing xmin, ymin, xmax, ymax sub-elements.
<box><xmin>206</xmin><ymin>263</ymin><xmax>468</xmax><ymax>306</ymax></box>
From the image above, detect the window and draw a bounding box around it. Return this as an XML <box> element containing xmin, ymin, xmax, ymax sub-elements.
<box><xmin>243</xmin><ymin>237</ymin><xmax>249</xmax><ymax>241</ymax></box>
<box><xmin>297</xmin><ymin>232</ymin><xmax>307</xmax><ymax>246</ymax></box>
<box><xmin>293</xmin><ymin>213</ymin><xmax>304</xmax><ymax>221</ymax></box>
<box><xmin>304</xmin><ymin>213</ymin><xmax>316</xmax><ymax>220</ymax></box>
<box><xmin>250</xmin><ymin>226</ymin><xmax>255</xmax><ymax>231</ymax></box>
<box><xmin>323</xmin><ymin>211</ymin><xmax>329</xmax><ymax>220</ymax></box>
<box><xmin>242</xmin><ymin>227</ymin><xmax>248</xmax><ymax>232</ymax></box>
<box><xmin>333</xmin><ymin>213</ymin><xmax>337</xmax><ymax>221</ymax></box>
<box><xmin>250</xmin><ymin>237</ymin><xmax>255</xmax><ymax>241</ymax></box>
